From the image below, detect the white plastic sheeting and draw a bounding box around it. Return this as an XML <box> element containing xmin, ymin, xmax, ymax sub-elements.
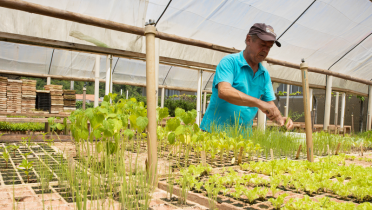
<box><xmin>0</xmin><ymin>41</ymin><xmax>214</xmax><ymax>91</ymax></box>
<box><xmin>0</xmin><ymin>0</ymin><xmax>371</xmax><ymax>94</ymax></box>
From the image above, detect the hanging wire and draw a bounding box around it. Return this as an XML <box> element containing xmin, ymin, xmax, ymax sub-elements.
<box><xmin>277</xmin><ymin>0</ymin><xmax>317</xmax><ymax>40</ymax></box>
<box><xmin>112</xmin><ymin>57</ymin><xmax>119</xmax><ymax>74</ymax></box>
<box><xmin>203</xmin><ymin>73</ymin><xmax>214</xmax><ymax>90</ymax></box>
<box><xmin>328</xmin><ymin>33</ymin><xmax>372</xmax><ymax>70</ymax></box>
<box><xmin>47</xmin><ymin>49</ymin><xmax>55</xmax><ymax>74</ymax></box>
<box><xmin>155</xmin><ymin>0</ymin><xmax>173</xmax><ymax>26</ymax></box>
<box><xmin>162</xmin><ymin>66</ymin><xmax>173</xmax><ymax>85</ymax></box>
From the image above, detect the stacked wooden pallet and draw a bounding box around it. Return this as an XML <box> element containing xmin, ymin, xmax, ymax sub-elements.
<box><xmin>63</xmin><ymin>90</ymin><xmax>76</xmax><ymax>112</ymax></box>
<box><xmin>21</xmin><ymin>79</ymin><xmax>37</xmax><ymax>113</ymax></box>
<box><xmin>44</xmin><ymin>85</ymin><xmax>63</xmax><ymax>114</ymax></box>
<box><xmin>6</xmin><ymin>79</ymin><xmax>22</xmax><ymax>113</ymax></box>
<box><xmin>0</xmin><ymin>76</ymin><xmax>7</xmax><ymax>111</ymax></box>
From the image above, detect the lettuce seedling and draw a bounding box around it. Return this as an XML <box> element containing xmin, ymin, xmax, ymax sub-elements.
<box><xmin>269</xmin><ymin>193</ymin><xmax>288</xmax><ymax>209</ymax></box>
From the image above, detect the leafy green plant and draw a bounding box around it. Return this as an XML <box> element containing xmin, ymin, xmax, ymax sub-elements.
<box><xmin>269</xmin><ymin>193</ymin><xmax>288</xmax><ymax>209</ymax></box>
<box><xmin>243</xmin><ymin>187</ymin><xmax>259</xmax><ymax>204</ymax></box>
<box><xmin>1</xmin><ymin>147</ymin><xmax>10</xmax><ymax>168</ymax></box>
<box><xmin>8</xmin><ymin>145</ymin><xmax>19</xmax><ymax>158</ymax></box>
<box><xmin>18</xmin><ymin>159</ymin><xmax>34</xmax><ymax>183</ymax></box>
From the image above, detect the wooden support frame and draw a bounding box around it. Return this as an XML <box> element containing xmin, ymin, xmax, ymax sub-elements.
<box><xmin>300</xmin><ymin>60</ymin><xmax>314</xmax><ymax>162</ymax></box>
<box><xmin>0</xmin><ymin>0</ymin><xmax>371</xmax><ymax>86</ymax></box>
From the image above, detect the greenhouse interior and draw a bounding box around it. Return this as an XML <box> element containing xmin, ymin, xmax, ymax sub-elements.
<box><xmin>0</xmin><ymin>0</ymin><xmax>372</xmax><ymax>209</ymax></box>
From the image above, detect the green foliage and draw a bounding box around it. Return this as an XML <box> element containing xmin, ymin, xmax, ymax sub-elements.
<box><xmin>18</xmin><ymin>158</ymin><xmax>34</xmax><ymax>183</ymax></box>
<box><xmin>269</xmin><ymin>193</ymin><xmax>288</xmax><ymax>209</ymax></box>
<box><xmin>0</xmin><ymin>147</ymin><xmax>10</xmax><ymax>168</ymax></box>
<box><xmin>0</xmin><ymin>121</ymin><xmax>44</xmax><ymax>132</ymax></box>
<box><xmin>164</xmin><ymin>99</ymin><xmax>196</xmax><ymax>117</ymax></box>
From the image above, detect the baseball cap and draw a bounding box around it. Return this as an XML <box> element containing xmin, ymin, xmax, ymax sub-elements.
<box><xmin>248</xmin><ymin>23</ymin><xmax>281</xmax><ymax>47</ymax></box>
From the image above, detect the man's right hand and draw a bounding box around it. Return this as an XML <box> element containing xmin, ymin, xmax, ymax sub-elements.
<box><xmin>258</xmin><ymin>101</ymin><xmax>281</xmax><ymax>121</ymax></box>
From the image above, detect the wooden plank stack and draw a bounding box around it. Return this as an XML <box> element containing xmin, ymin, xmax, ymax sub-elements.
<box><xmin>63</xmin><ymin>90</ymin><xmax>76</xmax><ymax>112</ymax></box>
<box><xmin>6</xmin><ymin>79</ymin><xmax>22</xmax><ymax>113</ymax></box>
<box><xmin>44</xmin><ymin>85</ymin><xmax>63</xmax><ymax>114</ymax></box>
<box><xmin>21</xmin><ymin>79</ymin><xmax>37</xmax><ymax>113</ymax></box>
<box><xmin>0</xmin><ymin>76</ymin><xmax>7</xmax><ymax>111</ymax></box>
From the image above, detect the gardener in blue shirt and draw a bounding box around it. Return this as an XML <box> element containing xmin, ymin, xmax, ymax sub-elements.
<box><xmin>200</xmin><ymin>23</ymin><xmax>294</xmax><ymax>132</ymax></box>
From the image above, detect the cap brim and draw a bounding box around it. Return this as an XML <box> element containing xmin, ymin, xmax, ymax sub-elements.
<box><xmin>257</xmin><ymin>33</ymin><xmax>281</xmax><ymax>47</ymax></box>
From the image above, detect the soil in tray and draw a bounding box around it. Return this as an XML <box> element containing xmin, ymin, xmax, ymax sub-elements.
<box><xmin>160</xmin><ymin>197</ymin><xmax>195</xmax><ymax>208</ymax></box>
<box><xmin>32</xmin><ymin>186</ymin><xmax>52</xmax><ymax>194</ymax></box>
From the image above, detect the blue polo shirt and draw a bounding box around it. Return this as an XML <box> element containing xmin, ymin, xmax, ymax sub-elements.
<box><xmin>200</xmin><ymin>51</ymin><xmax>276</xmax><ymax>132</ymax></box>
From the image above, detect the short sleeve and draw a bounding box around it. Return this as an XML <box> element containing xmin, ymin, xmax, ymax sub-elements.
<box><xmin>213</xmin><ymin>56</ymin><xmax>234</xmax><ymax>89</ymax></box>
<box><xmin>261</xmin><ymin>72</ymin><xmax>276</xmax><ymax>102</ymax></box>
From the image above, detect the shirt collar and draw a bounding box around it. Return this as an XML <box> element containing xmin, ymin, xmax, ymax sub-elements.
<box><xmin>238</xmin><ymin>51</ymin><xmax>266</xmax><ymax>75</ymax></box>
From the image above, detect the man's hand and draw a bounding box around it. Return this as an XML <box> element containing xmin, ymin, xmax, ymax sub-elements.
<box><xmin>258</xmin><ymin>101</ymin><xmax>281</xmax><ymax>121</ymax></box>
<box><xmin>276</xmin><ymin>116</ymin><xmax>294</xmax><ymax>130</ymax></box>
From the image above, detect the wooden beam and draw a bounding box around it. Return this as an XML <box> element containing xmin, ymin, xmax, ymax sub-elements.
<box><xmin>0</xmin><ymin>0</ymin><xmax>370</xmax><ymax>86</ymax></box>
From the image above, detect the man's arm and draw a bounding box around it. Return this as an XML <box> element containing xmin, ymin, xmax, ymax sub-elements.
<box><xmin>218</xmin><ymin>82</ymin><xmax>293</xmax><ymax>130</ymax></box>
<box><xmin>218</xmin><ymin>82</ymin><xmax>280</xmax><ymax>119</ymax></box>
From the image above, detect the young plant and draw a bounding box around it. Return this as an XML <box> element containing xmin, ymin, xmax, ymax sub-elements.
<box><xmin>18</xmin><ymin>159</ymin><xmax>34</xmax><ymax>183</ymax></box>
<box><xmin>269</xmin><ymin>193</ymin><xmax>288</xmax><ymax>209</ymax></box>
<box><xmin>243</xmin><ymin>187</ymin><xmax>259</xmax><ymax>204</ymax></box>
<box><xmin>1</xmin><ymin>148</ymin><xmax>10</xmax><ymax>168</ymax></box>
<box><xmin>9</xmin><ymin>145</ymin><xmax>19</xmax><ymax>158</ymax></box>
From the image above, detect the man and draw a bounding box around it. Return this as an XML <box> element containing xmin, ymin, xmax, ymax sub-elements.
<box><xmin>200</xmin><ymin>23</ymin><xmax>294</xmax><ymax>132</ymax></box>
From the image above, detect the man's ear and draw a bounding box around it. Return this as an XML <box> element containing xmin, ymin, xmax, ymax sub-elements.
<box><xmin>245</xmin><ymin>34</ymin><xmax>251</xmax><ymax>46</ymax></box>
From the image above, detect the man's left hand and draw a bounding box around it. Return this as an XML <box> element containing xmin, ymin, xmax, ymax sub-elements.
<box><xmin>276</xmin><ymin>117</ymin><xmax>294</xmax><ymax>130</ymax></box>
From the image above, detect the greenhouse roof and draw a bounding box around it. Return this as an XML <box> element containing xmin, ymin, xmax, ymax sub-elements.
<box><xmin>0</xmin><ymin>0</ymin><xmax>371</xmax><ymax>94</ymax></box>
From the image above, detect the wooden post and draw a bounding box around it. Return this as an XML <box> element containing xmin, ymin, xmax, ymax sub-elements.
<box><xmin>94</xmin><ymin>55</ymin><xmax>100</xmax><ymax>107</ymax></box>
<box><xmin>196</xmin><ymin>70</ymin><xmax>202</xmax><ymax>125</ymax></box>
<box><xmin>327</xmin><ymin>145</ymin><xmax>330</xmax><ymax>156</ymax></box>
<box><xmin>145</xmin><ymin>22</ymin><xmax>158</xmax><ymax>186</ymax></box>
<box><xmin>270</xmin><ymin>149</ymin><xmax>274</xmax><ymax>160</ymax></box>
<box><xmin>161</xmin><ymin>87</ymin><xmax>165</xmax><ymax>108</ymax></box>
<box><xmin>295</xmin><ymin>144</ymin><xmax>302</xmax><ymax>159</ymax></box>
<box><xmin>300</xmin><ymin>59</ymin><xmax>314</xmax><ymax>162</ymax></box>
<box><xmin>82</xmin><ymin>87</ymin><xmax>86</xmax><ymax>110</ymax></box>
<box><xmin>324</xmin><ymin>75</ymin><xmax>333</xmax><ymax>130</ymax></box>
<box><xmin>335</xmin><ymin>143</ymin><xmax>341</xmax><ymax>155</ymax></box>
<box><xmin>201</xmin><ymin>151</ymin><xmax>206</xmax><ymax>167</ymax></box>
<box><xmin>360</xmin><ymin>143</ymin><xmax>363</xmax><ymax>156</ymax></box>
<box><xmin>237</xmin><ymin>147</ymin><xmax>244</xmax><ymax>164</ymax></box>
<box><xmin>285</xmin><ymin>84</ymin><xmax>290</xmax><ymax>117</ymax></box>
<box><xmin>351</xmin><ymin>114</ymin><xmax>354</xmax><ymax>133</ymax></box>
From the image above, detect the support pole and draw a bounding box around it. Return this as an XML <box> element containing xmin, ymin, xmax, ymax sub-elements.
<box><xmin>368</xmin><ymin>85</ymin><xmax>372</xmax><ymax>130</ymax></box>
<box><xmin>334</xmin><ymin>92</ymin><xmax>339</xmax><ymax>127</ymax></box>
<box><xmin>203</xmin><ymin>92</ymin><xmax>207</xmax><ymax>115</ymax></box>
<box><xmin>145</xmin><ymin>22</ymin><xmax>158</xmax><ymax>187</ymax></box>
<box><xmin>285</xmin><ymin>84</ymin><xmax>290</xmax><ymax>117</ymax></box>
<box><xmin>196</xmin><ymin>70</ymin><xmax>202</xmax><ymax>125</ymax></box>
<box><xmin>155</xmin><ymin>38</ymin><xmax>160</xmax><ymax>107</ymax></box>
<box><xmin>340</xmin><ymin>93</ymin><xmax>346</xmax><ymax>129</ymax></box>
<box><xmin>105</xmin><ymin>55</ymin><xmax>111</xmax><ymax>96</ymax></box>
<box><xmin>257</xmin><ymin>110</ymin><xmax>266</xmax><ymax>131</ymax></box>
<box><xmin>300</xmin><ymin>59</ymin><xmax>314</xmax><ymax>162</ymax></box>
<box><xmin>94</xmin><ymin>55</ymin><xmax>100</xmax><ymax>107</ymax></box>
<box><xmin>47</xmin><ymin>77</ymin><xmax>51</xmax><ymax>85</ymax></box>
<box><xmin>70</xmin><ymin>81</ymin><xmax>74</xmax><ymax>90</ymax></box>
<box><xmin>324</xmin><ymin>75</ymin><xmax>333</xmax><ymax>130</ymax></box>
<box><xmin>161</xmin><ymin>87</ymin><xmax>165</xmax><ymax>108</ymax></box>
<box><xmin>126</xmin><ymin>90</ymin><xmax>129</xmax><ymax>99</ymax></box>
<box><xmin>121</xmin><ymin>89</ymin><xmax>122</xmax><ymax>95</ymax></box>
<box><xmin>82</xmin><ymin>87</ymin><xmax>86</xmax><ymax>110</ymax></box>
<box><xmin>309</xmin><ymin>89</ymin><xmax>313</xmax><ymax>112</ymax></box>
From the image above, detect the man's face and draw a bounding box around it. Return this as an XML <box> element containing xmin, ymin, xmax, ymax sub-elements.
<box><xmin>246</xmin><ymin>35</ymin><xmax>274</xmax><ymax>63</ymax></box>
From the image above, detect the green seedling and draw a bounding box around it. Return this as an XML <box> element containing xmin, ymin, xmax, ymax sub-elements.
<box><xmin>1</xmin><ymin>148</ymin><xmax>10</xmax><ymax>168</ymax></box>
<box><xmin>9</xmin><ymin>145</ymin><xmax>19</xmax><ymax>158</ymax></box>
<box><xmin>18</xmin><ymin>159</ymin><xmax>34</xmax><ymax>183</ymax></box>
<box><xmin>243</xmin><ymin>187</ymin><xmax>259</xmax><ymax>204</ymax></box>
<box><xmin>269</xmin><ymin>193</ymin><xmax>288</xmax><ymax>209</ymax></box>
